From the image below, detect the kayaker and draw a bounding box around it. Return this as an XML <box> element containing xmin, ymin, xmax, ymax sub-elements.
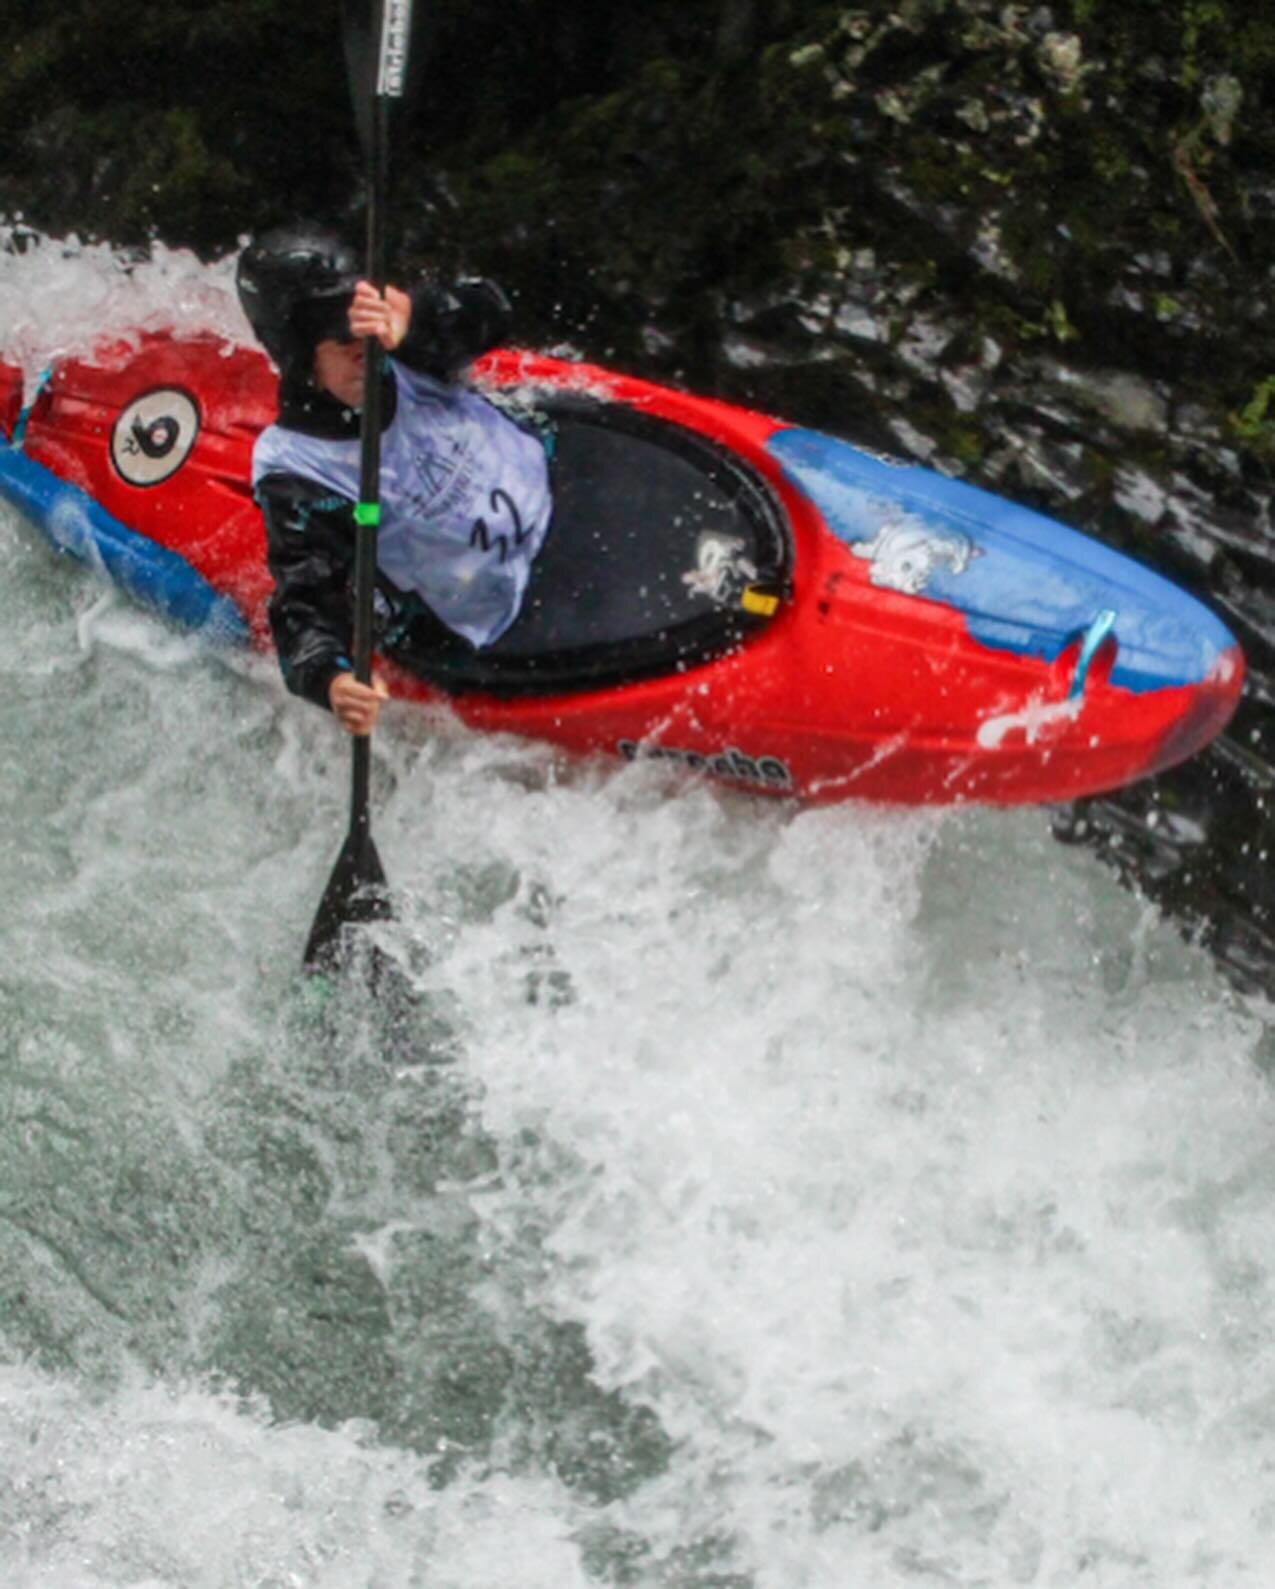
<box><xmin>236</xmin><ymin>222</ymin><xmax>553</xmax><ymax>736</ymax></box>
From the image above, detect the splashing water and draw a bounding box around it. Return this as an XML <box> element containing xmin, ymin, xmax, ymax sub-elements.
<box><xmin>2</xmin><ymin>237</ymin><xmax>1274</xmax><ymax>1587</ymax></box>
<box><xmin>0</xmin><ymin>225</ymin><xmax>250</xmax><ymax>384</ymax></box>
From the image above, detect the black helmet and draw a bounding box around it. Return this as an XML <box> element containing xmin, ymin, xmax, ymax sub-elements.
<box><xmin>236</xmin><ymin>223</ymin><xmax>361</xmax><ymax>375</ymax></box>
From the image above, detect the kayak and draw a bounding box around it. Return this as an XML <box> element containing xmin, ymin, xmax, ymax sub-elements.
<box><xmin>0</xmin><ymin>332</ymin><xmax>1243</xmax><ymax>805</ymax></box>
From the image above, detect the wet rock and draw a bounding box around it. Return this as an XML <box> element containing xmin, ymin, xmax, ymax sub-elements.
<box><xmin>1215</xmin><ymin>581</ymin><xmax>1275</xmax><ymax>659</ymax></box>
<box><xmin>1033</xmin><ymin>362</ymin><xmax>1170</xmax><ymax>436</ymax></box>
<box><xmin>721</xmin><ymin>332</ymin><xmax>779</xmax><ymax>370</ymax></box>
<box><xmin>1111</xmin><ymin>466</ymin><xmax>1169</xmax><ymax>528</ymax></box>
<box><xmin>968</xmin><ymin>214</ymin><xmax>1022</xmax><ymax>282</ymax></box>
<box><xmin>940</xmin><ymin>362</ymin><xmax>990</xmax><ymax>414</ymax></box>
<box><xmin>981</xmin><ymin>423</ymin><xmax>1104</xmax><ymax>508</ymax></box>
<box><xmin>788</xmin><ymin>42</ymin><xmax>825</xmax><ymax>70</ymax></box>
<box><xmin>876</xmin><ymin>87</ymin><xmax>916</xmax><ymax>125</ymax></box>
<box><xmin>640</xmin><ymin>325</ymin><xmax>677</xmax><ymax>360</ymax></box>
<box><xmin>1172</xmin><ymin>402</ymin><xmax>1228</xmax><ymax>448</ymax></box>
<box><xmin>960</xmin><ymin>12</ymin><xmax>1026</xmax><ymax>55</ymax></box>
<box><xmin>1161</xmin><ymin>479</ymin><xmax>1227</xmax><ymax>573</ymax></box>
<box><xmin>956</xmin><ymin>98</ymin><xmax>991</xmax><ymax>133</ymax></box>
<box><xmin>872</xmin><ymin>170</ymin><xmax>969</xmax><ymax>250</ymax></box>
<box><xmin>895</xmin><ymin>312</ymin><xmax>956</xmax><ymax>376</ymax></box>
<box><xmin>1011</xmin><ymin>436</ymin><xmax>1095</xmax><ymax>504</ymax></box>
<box><xmin>886</xmin><ymin>414</ymin><xmax>940</xmax><ymax>461</ymax></box>
<box><xmin>833</xmin><ymin>299</ymin><xmax>889</xmax><ymax>342</ymax></box>
<box><xmin>1240</xmin><ymin>178</ymin><xmax>1275</xmax><ymax>221</ymax></box>
<box><xmin>1036</xmin><ymin>32</ymin><xmax>1086</xmax><ymax>96</ymax></box>
<box><xmin>1132</xmin><ymin>251</ymin><xmax>1174</xmax><ymax>279</ymax></box>
<box><xmin>1201</xmin><ymin>75</ymin><xmax>1243</xmax><ymax>147</ymax></box>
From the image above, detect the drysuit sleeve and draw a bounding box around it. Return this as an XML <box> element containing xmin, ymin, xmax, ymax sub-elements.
<box><xmin>257</xmin><ymin>474</ymin><xmax>357</xmax><ymax>711</ymax></box>
<box><xmin>394</xmin><ymin>278</ymin><xmax>513</xmax><ymax>379</ymax></box>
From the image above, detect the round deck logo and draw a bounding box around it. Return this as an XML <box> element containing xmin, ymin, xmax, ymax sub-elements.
<box><xmin>110</xmin><ymin>388</ymin><xmax>200</xmax><ymax>486</ymax></box>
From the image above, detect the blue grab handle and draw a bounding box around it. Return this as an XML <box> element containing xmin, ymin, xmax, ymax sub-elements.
<box><xmin>11</xmin><ymin>365</ymin><xmax>52</xmax><ymax>449</ymax></box>
<box><xmin>1069</xmin><ymin>608</ymin><xmax>1118</xmax><ymax>700</ymax></box>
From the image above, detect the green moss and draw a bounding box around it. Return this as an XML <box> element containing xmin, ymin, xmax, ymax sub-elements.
<box><xmin>1088</xmin><ymin>130</ymin><xmax>1135</xmax><ymax>187</ymax></box>
<box><xmin>1181</xmin><ymin>0</ymin><xmax>1230</xmax><ymax>87</ymax></box>
<box><xmin>1045</xmin><ymin>298</ymin><xmax>1081</xmax><ymax>343</ymax></box>
<box><xmin>945</xmin><ymin>425</ymin><xmax>986</xmax><ymax>467</ymax></box>
<box><xmin>476</xmin><ymin>149</ymin><xmax>556</xmax><ymax>195</ymax></box>
<box><xmin>1230</xmin><ymin>375</ymin><xmax>1275</xmax><ymax>457</ymax></box>
<box><xmin>1013</xmin><ymin>298</ymin><xmax>1081</xmax><ymax>345</ymax></box>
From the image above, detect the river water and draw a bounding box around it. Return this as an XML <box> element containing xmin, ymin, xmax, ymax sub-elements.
<box><xmin>3</xmin><ymin>237</ymin><xmax>1275</xmax><ymax>1587</ymax></box>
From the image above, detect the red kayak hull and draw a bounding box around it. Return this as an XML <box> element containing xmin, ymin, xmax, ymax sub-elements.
<box><xmin>0</xmin><ymin>336</ymin><xmax>1243</xmax><ymax>805</ymax></box>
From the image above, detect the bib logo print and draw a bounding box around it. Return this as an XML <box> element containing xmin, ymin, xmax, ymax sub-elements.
<box><xmin>408</xmin><ymin>395</ymin><xmax>478</xmax><ymax>517</ymax></box>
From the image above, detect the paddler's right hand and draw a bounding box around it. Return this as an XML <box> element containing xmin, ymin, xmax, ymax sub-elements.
<box><xmin>328</xmin><ymin>672</ymin><xmax>389</xmax><ymax>736</ymax></box>
<box><xmin>349</xmin><ymin>281</ymin><xmax>411</xmax><ymax>350</ymax></box>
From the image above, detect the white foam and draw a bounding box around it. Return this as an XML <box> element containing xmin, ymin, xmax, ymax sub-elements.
<box><xmin>0</xmin><ymin>1368</ymin><xmax>592</xmax><ymax>1589</ymax></box>
<box><xmin>0</xmin><ymin>225</ymin><xmax>251</xmax><ymax>385</ymax></box>
<box><xmin>379</xmin><ymin>749</ymin><xmax>1274</xmax><ymax>1583</ymax></box>
<box><xmin>2</xmin><ymin>236</ymin><xmax>1274</xmax><ymax>1586</ymax></box>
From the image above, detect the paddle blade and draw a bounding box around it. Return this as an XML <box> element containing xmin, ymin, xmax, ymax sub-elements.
<box><xmin>303</xmin><ymin>826</ymin><xmax>393</xmax><ymax>974</ymax></box>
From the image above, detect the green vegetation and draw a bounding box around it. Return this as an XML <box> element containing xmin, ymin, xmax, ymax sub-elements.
<box><xmin>1</xmin><ymin>0</ymin><xmax>1273</xmax><ymax>399</ymax></box>
<box><xmin>1180</xmin><ymin>0</ymin><xmax>1230</xmax><ymax>87</ymax></box>
<box><xmin>1231</xmin><ymin>376</ymin><xmax>1275</xmax><ymax>459</ymax></box>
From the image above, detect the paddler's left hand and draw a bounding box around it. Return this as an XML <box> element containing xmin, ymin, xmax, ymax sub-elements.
<box><xmin>348</xmin><ymin>281</ymin><xmax>411</xmax><ymax>350</ymax></box>
<box><xmin>329</xmin><ymin>671</ymin><xmax>390</xmax><ymax>736</ymax></box>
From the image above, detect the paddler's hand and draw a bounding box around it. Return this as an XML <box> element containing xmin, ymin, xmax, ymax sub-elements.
<box><xmin>328</xmin><ymin>671</ymin><xmax>389</xmax><ymax>736</ymax></box>
<box><xmin>348</xmin><ymin>282</ymin><xmax>411</xmax><ymax>350</ymax></box>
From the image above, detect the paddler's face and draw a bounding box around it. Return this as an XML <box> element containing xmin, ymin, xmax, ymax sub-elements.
<box><xmin>313</xmin><ymin>336</ymin><xmax>365</xmax><ymax>409</ymax></box>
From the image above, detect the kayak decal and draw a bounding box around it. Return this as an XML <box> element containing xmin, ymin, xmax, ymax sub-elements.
<box><xmin>976</xmin><ymin>691</ymin><xmax>1082</xmax><ymax>750</ymax></box>
<box><xmin>682</xmin><ymin>532</ymin><xmax>759</xmax><ymax>605</ymax></box>
<box><xmin>110</xmin><ymin>388</ymin><xmax>200</xmax><ymax>487</ymax></box>
<box><xmin>618</xmin><ymin>738</ymin><xmax>793</xmax><ymax>789</ymax></box>
<box><xmin>851</xmin><ymin>515</ymin><xmax>979</xmax><ymax>596</ymax></box>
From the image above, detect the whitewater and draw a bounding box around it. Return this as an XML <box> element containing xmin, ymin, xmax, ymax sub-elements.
<box><xmin>1</xmin><ymin>234</ymin><xmax>1273</xmax><ymax>1587</ymax></box>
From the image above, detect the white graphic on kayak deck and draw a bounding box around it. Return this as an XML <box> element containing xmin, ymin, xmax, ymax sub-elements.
<box><xmin>683</xmin><ymin>533</ymin><xmax>758</xmax><ymax>603</ymax></box>
<box><xmin>851</xmin><ymin>514</ymin><xmax>980</xmax><ymax>596</ymax></box>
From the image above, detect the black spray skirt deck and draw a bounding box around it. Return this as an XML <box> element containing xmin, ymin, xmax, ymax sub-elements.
<box><xmin>389</xmin><ymin>396</ymin><xmax>793</xmax><ymax>696</ymax></box>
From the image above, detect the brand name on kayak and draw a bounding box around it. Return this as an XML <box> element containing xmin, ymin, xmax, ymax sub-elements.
<box><xmin>618</xmin><ymin>739</ymin><xmax>793</xmax><ymax>789</ymax></box>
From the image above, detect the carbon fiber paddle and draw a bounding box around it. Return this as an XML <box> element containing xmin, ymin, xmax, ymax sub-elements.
<box><xmin>304</xmin><ymin>0</ymin><xmax>415</xmax><ymax>973</ymax></box>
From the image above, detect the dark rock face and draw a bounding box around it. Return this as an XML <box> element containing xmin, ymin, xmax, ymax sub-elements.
<box><xmin>4</xmin><ymin>0</ymin><xmax>1275</xmax><ymax>989</ymax></box>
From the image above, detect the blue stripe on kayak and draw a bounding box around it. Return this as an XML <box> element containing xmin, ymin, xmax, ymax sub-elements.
<box><xmin>0</xmin><ymin>443</ymin><xmax>249</xmax><ymax>644</ymax></box>
<box><xmin>767</xmin><ymin>427</ymin><xmax>1235</xmax><ymax>694</ymax></box>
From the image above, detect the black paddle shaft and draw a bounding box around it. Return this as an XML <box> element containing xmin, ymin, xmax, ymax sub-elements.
<box><xmin>348</xmin><ymin>88</ymin><xmax>390</xmax><ymax>830</ymax></box>
<box><xmin>304</xmin><ymin>1</ymin><xmax>414</xmax><ymax>972</ymax></box>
